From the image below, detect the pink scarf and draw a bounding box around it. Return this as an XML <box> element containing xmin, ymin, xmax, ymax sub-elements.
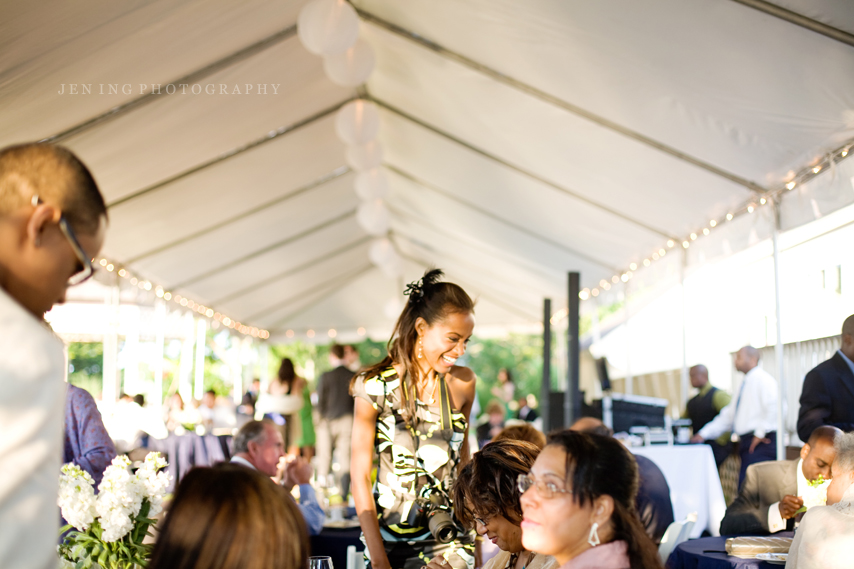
<box><xmin>559</xmin><ymin>541</ymin><xmax>630</xmax><ymax>569</ymax></box>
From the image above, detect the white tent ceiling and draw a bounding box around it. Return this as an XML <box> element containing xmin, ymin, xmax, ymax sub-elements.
<box><xmin>2</xmin><ymin>0</ymin><xmax>853</xmax><ymax>340</ymax></box>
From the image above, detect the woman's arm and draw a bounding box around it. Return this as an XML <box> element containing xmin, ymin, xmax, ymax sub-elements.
<box><xmin>448</xmin><ymin>366</ymin><xmax>477</xmax><ymax>469</ymax></box>
<box><xmin>351</xmin><ymin>397</ymin><xmax>390</xmax><ymax>569</ymax></box>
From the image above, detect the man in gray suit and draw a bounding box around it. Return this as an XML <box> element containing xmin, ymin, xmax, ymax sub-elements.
<box><xmin>720</xmin><ymin>425</ymin><xmax>842</xmax><ymax>535</ymax></box>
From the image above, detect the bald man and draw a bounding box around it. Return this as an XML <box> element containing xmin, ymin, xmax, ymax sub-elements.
<box><xmin>720</xmin><ymin>426</ymin><xmax>842</xmax><ymax>535</ymax></box>
<box><xmin>570</xmin><ymin>417</ymin><xmax>675</xmax><ymax>544</ymax></box>
<box><xmin>684</xmin><ymin>364</ymin><xmax>732</xmax><ymax>467</ymax></box>
<box><xmin>694</xmin><ymin>346</ymin><xmax>780</xmax><ymax>488</ymax></box>
<box><xmin>797</xmin><ymin>315</ymin><xmax>854</xmax><ymax>441</ymax></box>
<box><xmin>0</xmin><ymin>143</ymin><xmax>107</xmax><ymax>569</ymax></box>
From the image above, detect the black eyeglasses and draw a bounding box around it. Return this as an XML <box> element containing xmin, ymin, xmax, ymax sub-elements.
<box><xmin>516</xmin><ymin>473</ymin><xmax>572</xmax><ymax>499</ymax></box>
<box><xmin>32</xmin><ymin>194</ymin><xmax>95</xmax><ymax>285</ymax></box>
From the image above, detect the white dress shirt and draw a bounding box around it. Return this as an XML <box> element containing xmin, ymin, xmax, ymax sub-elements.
<box><xmin>0</xmin><ymin>287</ymin><xmax>66</xmax><ymax>569</ymax></box>
<box><xmin>698</xmin><ymin>366</ymin><xmax>780</xmax><ymax>441</ymax></box>
<box><xmin>767</xmin><ymin>459</ymin><xmax>807</xmax><ymax>533</ymax></box>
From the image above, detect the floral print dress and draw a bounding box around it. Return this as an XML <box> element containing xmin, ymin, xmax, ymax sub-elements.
<box><xmin>352</xmin><ymin>367</ymin><xmax>475</xmax><ymax>569</ymax></box>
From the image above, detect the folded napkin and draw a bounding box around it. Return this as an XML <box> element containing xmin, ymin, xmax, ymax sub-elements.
<box><xmin>725</xmin><ymin>537</ymin><xmax>792</xmax><ymax>559</ymax></box>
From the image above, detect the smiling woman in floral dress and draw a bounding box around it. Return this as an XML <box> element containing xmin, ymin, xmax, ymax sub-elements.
<box><xmin>350</xmin><ymin>269</ymin><xmax>477</xmax><ymax>569</ymax></box>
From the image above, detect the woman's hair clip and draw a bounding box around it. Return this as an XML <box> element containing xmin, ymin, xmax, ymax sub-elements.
<box><xmin>404</xmin><ymin>279</ymin><xmax>425</xmax><ymax>305</ymax></box>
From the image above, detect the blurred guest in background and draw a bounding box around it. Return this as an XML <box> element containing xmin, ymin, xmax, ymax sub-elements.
<box><xmin>477</xmin><ymin>399</ymin><xmax>507</xmax><ymax>449</ymax></box>
<box><xmin>683</xmin><ymin>364</ymin><xmax>732</xmax><ymax>468</ymax></box>
<box><xmin>0</xmin><ymin>142</ymin><xmax>107</xmax><ymax>569</ymax></box>
<box><xmin>516</xmin><ymin>394</ymin><xmax>539</xmax><ymax>424</ymax></box>
<box><xmin>786</xmin><ymin>431</ymin><xmax>854</xmax><ymax>569</ymax></box>
<box><xmin>240</xmin><ymin>378</ymin><xmax>261</xmax><ymax>417</ymax></box>
<box><xmin>268</xmin><ymin>358</ymin><xmax>309</xmax><ymax>456</ymax></box>
<box><xmin>692</xmin><ymin>346</ymin><xmax>780</xmax><ymax>488</ymax></box>
<box><xmin>493</xmin><ymin>422</ymin><xmax>546</xmax><ymax>449</ymax></box>
<box><xmin>147</xmin><ymin>463</ymin><xmax>308</xmax><ymax>569</ymax></box>
<box><xmin>64</xmin><ymin>384</ymin><xmax>116</xmax><ymax>487</ymax></box>
<box><xmin>797</xmin><ymin>315</ymin><xmax>854</xmax><ymax>442</ymax></box>
<box><xmin>316</xmin><ymin>344</ymin><xmax>355</xmax><ymax>499</ymax></box>
<box><xmin>571</xmin><ymin>418</ymin><xmax>673</xmax><ymax>545</ymax></box>
<box><xmin>520</xmin><ymin>430</ymin><xmax>663</xmax><ymax>569</ymax></box>
<box><xmin>491</xmin><ymin>368</ymin><xmax>516</xmax><ymax>415</ymax></box>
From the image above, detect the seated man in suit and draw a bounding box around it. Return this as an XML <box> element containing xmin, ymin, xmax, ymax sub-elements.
<box><xmin>720</xmin><ymin>425</ymin><xmax>842</xmax><ymax>535</ymax></box>
<box><xmin>231</xmin><ymin>420</ymin><xmax>324</xmax><ymax>535</ymax></box>
<box><xmin>570</xmin><ymin>417</ymin><xmax>674</xmax><ymax>544</ymax></box>
<box><xmin>797</xmin><ymin>315</ymin><xmax>854</xmax><ymax>441</ymax></box>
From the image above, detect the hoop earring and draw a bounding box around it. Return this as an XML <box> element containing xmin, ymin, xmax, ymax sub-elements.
<box><xmin>417</xmin><ymin>337</ymin><xmax>423</xmax><ymax>359</ymax></box>
<box><xmin>587</xmin><ymin>522</ymin><xmax>600</xmax><ymax>547</ymax></box>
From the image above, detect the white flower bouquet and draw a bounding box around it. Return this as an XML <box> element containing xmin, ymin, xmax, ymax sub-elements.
<box><xmin>798</xmin><ymin>474</ymin><xmax>831</xmax><ymax>513</ymax></box>
<box><xmin>58</xmin><ymin>453</ymin><xmax>170</xmax><ymax>569</ymax></box>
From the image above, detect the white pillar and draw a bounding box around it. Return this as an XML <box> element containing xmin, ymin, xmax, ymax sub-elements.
<box><xmin>772</xmin><ymin>200</ymin><xmax>786</xmax><ymax>460</ymax></box>
<box><xmin>179</xmin><ymin>312</ymin><xmax>195</xmax><ymax>403</ymax></box>
<box><xmin>259</xmin><ymin>342</ymin><xmax>270</xmax><ymax>393</ymax></box>
<box><xmin>624</xmin><ymin>279</ymin><xmax>633</xmax><ymax>395</ymax></box>
<box><xmin>194</xmin><ymin>318</ymin><xmax>207</xmax><ymax>400</ymax></box>
<box><xmin>124</xmin><ymin>306</ymin><xmax>140</xmax><ymax>396</ymax></box>
<box><xmin>230</xmin><ymin>333</ymin><xmax>244</xmax><ymax>404</ymax></box>
<box><xmin>102</xmin><ymin>284</ymin><xmax>121</xmax><ymax>410</ymax></box>
<box><xmin>153</xmin><ymin>300</ymin><xmax>166</xmax><ymax>407</ymax></box>
<box><xmin>680</xmin><ymin>247</ymin><xmax>689</xmax><ymax>409</ymax></box>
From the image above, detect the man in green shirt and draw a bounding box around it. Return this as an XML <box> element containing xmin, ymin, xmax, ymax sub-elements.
<box><xmin>686</xmin><ymin>364</ymin><xmax>733</xmax><ymax>467</ymax></box>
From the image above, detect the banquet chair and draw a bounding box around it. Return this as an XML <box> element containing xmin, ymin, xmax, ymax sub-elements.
<box><xmin>658</xmin><ymin>511</ymin><xmax>698</xmax><ymax>563</ymax></box>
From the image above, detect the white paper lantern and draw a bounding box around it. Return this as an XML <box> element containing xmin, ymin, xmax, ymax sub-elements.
<box><xmin>346</xmin><ymin>141</ymin><xmax>383</xmax><ymax>171</ymax></box>
<box><xmin>380</xmin><ymin>251</ymin><xmax>404</xmax><ymax>279</ymax></box>
<box><xmin>356</xmin><ymin>199</ymin><xmax>390</xmax><ymax>236</ymax></box>
<box><xmin>335</xmin><ymin>100</ymin><xmax>380</xmax><ymax>145</ymax></box>
<box><xmin>368</xmin><ymin>238</ymin><xmax>394</xmax><ymax>268</ymax></box>
<box><xmin>297</xmin><ymin>0</ymin><xmax>359</xmax><ymax>56</ymax></box>
<box><xmin>355</xmin><ymin>168</ymin><xmax>389</xmax><ymax>200</ymax></box>
<box><xmin>323</xmin><ymin>39</ymin><xmax>375</xmax><ymax>87</ymax></box>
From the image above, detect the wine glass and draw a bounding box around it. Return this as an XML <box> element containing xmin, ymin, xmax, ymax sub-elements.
<box><xmin>309</xmin><ymin>556</ymin><xmax>333</xmax><ymax>569</ymax></box>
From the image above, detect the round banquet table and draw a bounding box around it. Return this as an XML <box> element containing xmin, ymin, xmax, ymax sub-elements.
<box><xmin>665</xmin><ymin>536</ymin><xmax>784</xmax><ymax>569</ymax></box>
<box><xmin>310</xmin><ymin>526</ymin><xmax>363</xmax><ymax>569</ymax></box>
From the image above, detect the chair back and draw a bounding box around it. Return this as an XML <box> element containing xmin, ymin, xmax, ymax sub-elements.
<box><xmin>658</xmin><ymin>511</ymin><xmax>698</xmax><ymax>563</ymax></box>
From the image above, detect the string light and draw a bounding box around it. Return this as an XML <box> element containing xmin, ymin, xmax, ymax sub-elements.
<box><xmin>580</xmin><ymin>138</ymin><xmax>852</xmax><ymax>303</ymax></box>
<box><xmin>578</xmin><ymin>289</ymin><xmax>590</xmax><ymax>300</ymax></box>
<box><xmin>357</xmin><ymin>327</ymin><xmax>366</xmax><ymax>335</ymax></box>
<box><xmin>602</xmin><ymin>282</ymin><xmax>611</xmax><ymax>291</ymax></box>
<box><xmin>328</xmin><ymin>329</ymin><xmax>337</xmax><ymax>338</ymax></box>
<box><xmin>307</xmin><ymin>330</ymin><xmax>315</xmax><ymax>338</ymax></box>
<box><xmin>286</xmin><ymin>330</ymin><xmax>294</xmax><ymax>338</ymax></box>
<box><xmin>611</xmin><ymin>275</ymin><xmax>619</xmax><ymax>284</ymax></box>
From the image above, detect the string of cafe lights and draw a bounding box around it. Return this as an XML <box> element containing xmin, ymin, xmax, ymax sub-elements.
<box><xmin>93</xmin><ymin>258</ymin><xmax>270</xmax><ymax>340</ymax></box>
<box><xmin>576</xmin><ymin>140</ymin><xmax>853</xmax><ymax>302</ymax></box>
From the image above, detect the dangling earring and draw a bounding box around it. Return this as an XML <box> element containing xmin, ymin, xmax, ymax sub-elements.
<box><xmin>587</xmin><ymin>522</ymin><xmax>600</xmax><ymax>547</ymax></box>
<box><xmin>417</xmin><ymin>337</ymin><xmax>423</xmax><ymax>359</ymax></box>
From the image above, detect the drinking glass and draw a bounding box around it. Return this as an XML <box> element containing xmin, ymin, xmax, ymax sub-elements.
<box><xmin>309</xmin><ymin>556</ymin><xmax>333</xmax><ymax>569</ymax></box>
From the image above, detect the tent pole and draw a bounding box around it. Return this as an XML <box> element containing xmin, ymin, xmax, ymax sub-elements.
<box><xmin>542</xmin><ymin>298</ymin><xmax>552</xmax><ymax>431</ymax></box>
<box><xmin>680</xmin><ymin>248</ymin><xmax>689</xmax><ymax>410</ymax></box>
<box><xmin>153</xmin><ymin>299</ymin><xmax>166</xmax><ymax>407</ymax></box>
<box><xmin>194</xmin><ymin>318</ymin><xmax>207</xmax><ymax>400</ymax></box>
<box><xmin>566</xmin><ymin>273</ymin><xmax>581</xmax><ymax>427</ymax></box>
<box><xmin>624</xmin><ymin>279</ymin><xmax>632</xmax><ymax>395</ymax></box>
<box><xmin>102</xmin><ymin>283</ymin><xmax>120</xmax><ymax>411</ymax></box>
<box><xmin>772</xmin><ymin>200</ymin><xmax>786</xmax><ymax>459</ymax></box>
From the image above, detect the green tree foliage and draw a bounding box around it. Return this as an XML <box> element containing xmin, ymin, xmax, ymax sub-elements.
<box><xmin>465</xmin><ymin>334</ymin><xmax>544</xmax><ymax>419</ymax></box>
<box><xmin>68</xmin><ymin>342</ymin><xmax>104</xmax><ymax>398</ymax></box>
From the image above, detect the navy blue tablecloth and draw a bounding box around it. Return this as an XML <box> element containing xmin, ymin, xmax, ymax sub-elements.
<box><xmin>666</xmin><ymin>536</ymin><xmax>782</xmax><ymax>569</ymax></box>
<box><xmin>310</xmin><ymin>526</ymin><xmax>363</xmax><ymax>569</ymax></box>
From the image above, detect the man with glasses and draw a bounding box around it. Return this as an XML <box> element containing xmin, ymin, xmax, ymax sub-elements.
<box><xmin>0</xmin><ymin>142</ymin><xmax>107</xmax><ymax>569</ymax></box>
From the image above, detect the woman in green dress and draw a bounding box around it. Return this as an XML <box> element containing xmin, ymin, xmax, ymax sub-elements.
<box><xmin>351</xmin><ymin>269</ymin><xmax>477</xmax><ymax>569</ymax></box>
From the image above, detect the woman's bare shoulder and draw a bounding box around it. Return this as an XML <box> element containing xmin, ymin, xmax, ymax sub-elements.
<box><xmin>448</xmin><ymin>365</ymin><xmax>476</xmax><ymax>384</ymax></box>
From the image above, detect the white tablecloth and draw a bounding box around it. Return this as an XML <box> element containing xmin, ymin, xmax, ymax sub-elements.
<box><xmin>631</xmin><ymin>444</ymin><xmax>726</xmax><ymax>538</ymax></box>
